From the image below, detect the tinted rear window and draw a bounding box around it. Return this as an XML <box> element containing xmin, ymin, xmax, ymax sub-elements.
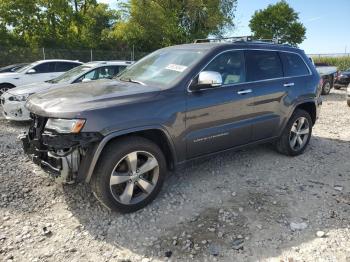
<box><xmin>280</xmin><ymin>52</ymin><xmax>309</xmax><ymax>77</ymax></box>
<box><xmin>33</xmin><ymin>62</ymin><xmax>56</xmax><ymax>73</ymax></box>
<box><xmin>55</xmin><ymin>62</ymin><xmax>80</xmax><ymax>72</ymax></box>
<box><xmin>246</xmin><ymin>50</ymin><xmax>283</xmax><ymax>81</ymax></box>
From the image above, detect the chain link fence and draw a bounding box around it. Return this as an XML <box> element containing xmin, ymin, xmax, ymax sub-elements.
<box><xmin>0</xmin><ymin>46</ymin><xmax>149</xmax><ymax>67</ymax></box>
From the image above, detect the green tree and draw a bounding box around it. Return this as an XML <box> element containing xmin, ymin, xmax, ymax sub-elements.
<box><xmin>249</xmin><ymin>1</ymin><xmax>306</xmax><ymax>46</ymax></box>
<box><xmin>111</xmin><ymin>0</ymin><xmax>237</xmax><ymax>51</ymax></box>
<box><xmin>0</xmin><ymin>0</ymin><xmax>119</xmax><ymax>49</ymax></box>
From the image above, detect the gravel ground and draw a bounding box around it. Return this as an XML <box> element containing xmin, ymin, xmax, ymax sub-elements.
<box><xmin>1</xmin><ymin>89</ymin><xmax>350</xmax><ymax>262</ymax></box>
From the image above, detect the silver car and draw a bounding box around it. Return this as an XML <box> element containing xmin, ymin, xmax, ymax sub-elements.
<box><xmin>0</xmin><ymin>61</ymin><xmax>132</xmax><ymax>121</ymax></box>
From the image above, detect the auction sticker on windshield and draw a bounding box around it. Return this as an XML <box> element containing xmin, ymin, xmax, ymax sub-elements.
<box><xmin>165</xmin><ymin>64</ymin><xmax>187</xmax><ymax>72</ymax></box>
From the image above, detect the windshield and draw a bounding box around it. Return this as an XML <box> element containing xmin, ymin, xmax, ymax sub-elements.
<box><xmin>117</xmin><ymin>48</ymin><xmax>207</xmax><ymax>88</ymax></box>
<box><xmin>47</xmin><ymin>65</ymin><xmax>92</xmax><ymax>83</ymax></box>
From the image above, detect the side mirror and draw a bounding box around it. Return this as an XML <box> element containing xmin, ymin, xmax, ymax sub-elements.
<box><xmin>190</xmin><ymin>71</ymin><xmax>223</xmax><ymax>91</ymax></box>
<box><xmin>27</xmin><ymin>69</ymin><xmax>36</xmax><ymax>74</ymax></box>
<box><xmin>82</xmin><ymin>78</ymin><xmax>92</xmax><ymax>83</ymax></box>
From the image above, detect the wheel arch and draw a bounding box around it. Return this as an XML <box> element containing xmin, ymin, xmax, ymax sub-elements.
<box><xmin>295</xmin><ymin>101</ymin><xmax>317</xmax><ymax>125</ymax></box>
<box><xmin>83</xmin><ymin>126</ymin><xmax>177</xmax><ymax>183</ymax></box>
<box><xmin>0</xmin><ymin>82</ymin><xmax>16</xmax><ymax>88</ymax></box>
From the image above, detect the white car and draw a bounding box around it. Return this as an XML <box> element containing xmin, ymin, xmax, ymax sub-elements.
<box><xmin>0</xmin><ymin>61</ymin><xmax>132</xmax><ymax>121</ymax></box>
<box><xmin>0</xmin><ymin>59</ymin><xmax>83</xmax><ymax>95</ymax></box>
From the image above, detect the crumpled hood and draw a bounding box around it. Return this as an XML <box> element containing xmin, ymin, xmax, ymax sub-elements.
<box><xmin>7</xmin><ymin>82</ymin><xmax>54</xmax><ymax>96</ymax></box>
<box><xmin>26</xmin><ymin>79</ymin><xmax>161</xmax><ymax>117</ymax></box>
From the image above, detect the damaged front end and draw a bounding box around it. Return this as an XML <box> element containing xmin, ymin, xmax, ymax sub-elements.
<box><xmin>20</xmin><ymin>114</ymin><xmax>102</xmax><ymax>183</ymax></box>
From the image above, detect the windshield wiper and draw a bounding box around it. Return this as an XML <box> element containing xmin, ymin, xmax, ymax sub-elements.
<box><xmin>120</xmin><ymin>77</ymin><xmax>146</xmax><ymax>86</ymax></box>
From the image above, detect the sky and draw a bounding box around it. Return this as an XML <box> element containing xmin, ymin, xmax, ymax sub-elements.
<box><xmin>98</xmin><ymin>0</ymin><xmax>350</xmax><ymax>54</ymax></box>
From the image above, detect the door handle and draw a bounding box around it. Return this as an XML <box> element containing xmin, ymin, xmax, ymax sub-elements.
<box><xmin>284</xmin><ymin>82</ymin><xmax>295</xmax><ymax>87</ymax></box>
<box><xmin>237</xmin><ymin>89</ymin><xmax>252</xmax><ymax>95</ymax></box>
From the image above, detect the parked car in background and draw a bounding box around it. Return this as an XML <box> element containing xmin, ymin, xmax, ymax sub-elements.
<box><xmin>315</xmin><ymin>62</ymin><xmax>338</xmax><ymax>95</ymax></box>
<box><xmin>21</xmin><ymin>38</ymin><xmax>322</xmax><ymax>212</ymax></box>
<box><xmin>0</xmin><ymin>61</ymin><xmax>132</xmax><ymax>121</ymax></box>
<box><xmin>0</xmin><ymin>63</ymin><xmax>29</xmax><ymax>73</ymax></box>
<box><xmin>335</xmin><ymin>68</ymin><xmax>350</xmax><ymax>89</ymax></box>
<box><xmin>0</xmin><ymin>59</ymin><xmax>82</xmax><ymax>95</ymax></box>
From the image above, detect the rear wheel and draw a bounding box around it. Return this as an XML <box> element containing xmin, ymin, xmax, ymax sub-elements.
<box><xmin>0</xmin><ymin>84</ymin><xmax>14</xmax><ymax>95</ymax></box>
<box><xmin>91</xmin><ymin>136</ymin><xmax>166</xmax><ymax>213</ymax></box>
<box><xmin>321</xmin><ymin>80</ymin><xmax>332</xmax><ymax>95</ymax></box>
<box><xmin>276</xmin><ymin>109</ymin><xmax>312</xmax><ymax>156</ymax></box>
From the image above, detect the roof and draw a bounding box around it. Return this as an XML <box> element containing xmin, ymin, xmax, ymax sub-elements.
<box><xmin>171</xmin><ymin>41</ymin><xmax>300</xmax><ymax>51</ymax></box>
<box><xmin>35</xmin><ymin>59</ymin><xmax>83</xmax><ymax>64</ymax></box>
<box><xmin>86</xmin><ymin>60</ymin><xmax>134</xmax><ymax>66</ymax></box>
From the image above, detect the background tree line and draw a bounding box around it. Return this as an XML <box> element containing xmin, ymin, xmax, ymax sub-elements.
<box><xmin>0</xmin><ymin>0</ymin><xmax>237</xmax><ymax>52</ymax></box>
<box><xmin>0</xmin><ymin>0</ymin><xmax>309</xmax><ymax>66</ymax></box>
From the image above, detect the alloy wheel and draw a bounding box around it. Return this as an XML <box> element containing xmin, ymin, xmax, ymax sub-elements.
<box><xmin>0</xmin><ymin>87</ymin><xmax>9</xmax><ymax>96</ymax></box>
<box><xmin>323</xmin><ymin>82</ymin><xmax>331</xmax><ymax>94</ymax></box>
<box><xmin>109</xmin><ymin>151</ymin><xmax>159</xmax><ymax>205</ymax></box>
<box><xmin>289</xmin><ymin>117</ymin><xmax>310</xmax><ymax>151</ymax></box>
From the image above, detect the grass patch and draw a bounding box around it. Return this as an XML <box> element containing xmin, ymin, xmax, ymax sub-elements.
<box><xmin>311</xmin><ymin>56</ymin><xmax>350</xmax><ymax>71</ymax></box>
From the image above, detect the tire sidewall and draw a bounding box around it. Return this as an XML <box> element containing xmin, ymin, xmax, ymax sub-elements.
<box><xmin>93</xmin><ymin>138</ymin><xmax>166</xmax><ymax>213</ymax></box>
<box><xmin>322</xmin><ymin>81</ymin><xmax>331</xmax><ymax>95</ymax></box>
<box><xmin>283</xmin><ymin>110</ymin><xmax>313</xmax><ymax>156</ymax></box>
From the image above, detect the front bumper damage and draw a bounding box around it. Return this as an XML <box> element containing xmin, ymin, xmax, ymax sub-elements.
<box><xmin>20</xmin><ymin>115</ymin><xmax>102</xmax><ymax>183</ymax></box>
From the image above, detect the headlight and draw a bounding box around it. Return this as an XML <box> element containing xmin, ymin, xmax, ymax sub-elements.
<box><xmin>9</xmin><ymin>94</ymin><xmax>30</xmax><ymax>102</ymax></box>
<box><xmin>45</xmin><ymin>118</ymin><xmax>86</xmax><ymax>133</ymax></box>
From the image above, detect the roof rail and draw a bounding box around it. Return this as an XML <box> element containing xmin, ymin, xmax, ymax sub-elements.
<box><xmin>194</xmin><ymin>36</ymin><xmax>253</xmax><ymax>43</ymax></box>
<box><xmin>194</xmin><ymin>36</ymin><xmax>286</xmax><ymax>45</ymax></box>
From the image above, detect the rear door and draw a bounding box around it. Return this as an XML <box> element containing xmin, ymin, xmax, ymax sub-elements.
<box><xmin>245</xmin><ymin>50</ymin><xmax>287</xmax><ymax>141</ymax></box>
<box><xmin>185</xmin><ymin>50</ymin><xmax>255</xmax><ymax>158</ymax></box>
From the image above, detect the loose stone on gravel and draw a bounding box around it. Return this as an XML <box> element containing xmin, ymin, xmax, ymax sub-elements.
<box><xmin>316</xmin><ymin>231</ymin><xmax>326</xmax><ymax>238</ymax></box>
<box><xmin>290</xmin><ymin>222</ymin><xmax>308</xmax><ymax>231</ymax></box>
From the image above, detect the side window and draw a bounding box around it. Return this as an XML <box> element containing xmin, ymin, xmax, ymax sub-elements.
<box><xmin>245</xmin><ymin>50</ymin><xmax>283</xmax><ymax>81</ymax></box>
<box><xmin>78</xmin><ymin>69</ymin><xmax>98</xmax><ymax>82</ymax></box>
<box><xmin>118</xmin><ymin>66</ymin><xmax>127</xmax><ymax>73</ymax></box>
<box><xmin>32</xmin><ymin>62</ymin><xmax>55</xmax><ymax>73</ymax></box>
<box><xmin>114</xmin><ymin>65</ymin><xmax>127</xmax><ymax>74</ymax></box>
<box><xmin>203</xmin><ymin>51</ymin><xmax>245</xmax><ymax>85</ymax></box>
<box><xmin>55</xmin><ymin>62</ymin><xmax>79</xmax><ymax>72</ymax></box>
<box><xmin>280</xmin><ymin>52</ymin><xmax>309</xmax><ymax>77</ymax></box>
<box><xmin>97</xmin><ymin>66</ymin><xmax>115</xmax><ymax>79</ymax></box>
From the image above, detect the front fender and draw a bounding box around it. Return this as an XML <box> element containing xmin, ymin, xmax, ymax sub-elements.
<box><xmin>80</xmin><ymin>125</ymin><xmax>176</xmax><ymax>183</ymax></box>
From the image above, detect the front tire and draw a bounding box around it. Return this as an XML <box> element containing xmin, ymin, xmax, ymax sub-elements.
<box><xmin>276</xmin><ymin>109</ymin><xmax>312</xmax><ymax>156</ymax></box>
<box><xmin>0</xmin><ymin>84</ymin><xmax>15</xmax><ymax>95</ymax></box>
<box><xmin>91</xmin><ymin>136</ymin><xmax>167</xmax><ymax>213</ymax></box>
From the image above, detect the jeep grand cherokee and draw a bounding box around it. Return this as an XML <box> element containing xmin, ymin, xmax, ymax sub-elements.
<box><xmin>20</xmin><ymin>38</ymin><xmax>322</xmax><ymax>212</ymax></box>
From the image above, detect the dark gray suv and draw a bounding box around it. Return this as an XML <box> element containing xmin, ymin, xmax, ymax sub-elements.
<box><xmin>21</xmin><ymin>39</ymin><xmax>322</xmax><ymax>212</ymax></box>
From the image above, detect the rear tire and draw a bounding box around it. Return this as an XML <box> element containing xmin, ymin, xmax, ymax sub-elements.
<box><xmin>276</xmin><ymin>109</ymin><xmax>312</xmax><ymax>156</ymax></box>
<box><xmin>321</xmin><ymin>80</ymin><xmax>332</xmax><ymax>95</ymax></box>
<box><xmin>91</xmin><ymin>136</ymin><xmax>167</xmax><ymax>213</ymax></box>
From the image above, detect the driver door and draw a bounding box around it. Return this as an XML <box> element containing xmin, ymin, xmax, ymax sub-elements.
<box><xmin>185</xmin><ymin>50</ymin><xmax>255</xmax><ymax>158</ymax></box>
